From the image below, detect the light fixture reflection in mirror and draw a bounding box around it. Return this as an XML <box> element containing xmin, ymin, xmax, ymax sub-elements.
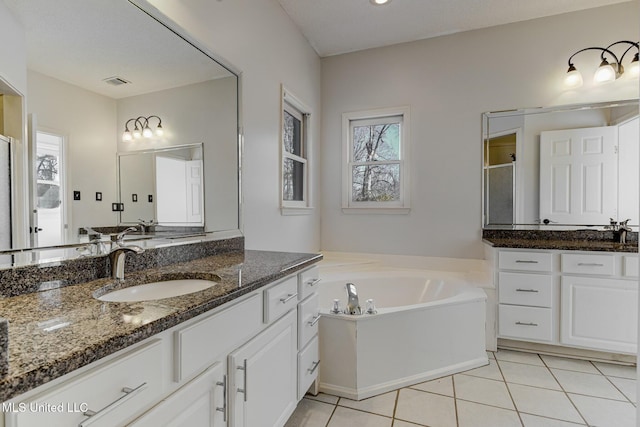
<box><xmin>123</xmin><ymin>115</ymin><xmax>164</xmax><ymax>141</ymax></box>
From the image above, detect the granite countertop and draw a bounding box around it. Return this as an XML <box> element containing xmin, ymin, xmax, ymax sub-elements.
<box><xmin>0</xmin><ymin>249</ymin><xmax>322</xmax><ymax>402</ymax></box>
<box><xmin>483</xmin><ymin>238</ymin><xmax>638</xmax><ymax>253</ymax></box>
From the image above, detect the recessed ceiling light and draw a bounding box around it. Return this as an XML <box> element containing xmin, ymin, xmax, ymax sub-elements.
<box><xmin>370</xmin><ymin>0</ymin><xmax>391</xmax><ymax>5</ymax></box>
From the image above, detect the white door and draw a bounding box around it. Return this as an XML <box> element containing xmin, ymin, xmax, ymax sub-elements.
<box><xmin>228</xmin><ymin>311</ymin><xmax>297</xmax><ymax>427</ymax></box>
<box><xmin>539</xmin><ymin>126</ymin><xmax>618</xmax><ymax>225</ymax></box>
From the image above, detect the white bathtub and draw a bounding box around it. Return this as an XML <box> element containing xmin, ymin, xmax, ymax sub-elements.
<box><xmin>318</xmin><ymin>269</ymin><xmax>488</xmax><ymax>400</ymax></box>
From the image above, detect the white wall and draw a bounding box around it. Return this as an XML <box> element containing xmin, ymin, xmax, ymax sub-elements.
<box><xmin>320</xmin><ymin>2</ymin><xmax>640</xmax><ymax>259</ymax></box>
<box><xmin>148</xmin><ymin>0</ymin><xmax>322</xmax><ymax>253</ymax></box>
<box><xmin>26</xmin><ymin>71</ymin><xmax>119</xmax><ymax>235</ymax></box>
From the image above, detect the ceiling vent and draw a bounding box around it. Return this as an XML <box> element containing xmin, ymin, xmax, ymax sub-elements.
<box><xmin>103</xmin><ymin>76</ymin><xmax>131</xmax><ymax>86</ymax></box>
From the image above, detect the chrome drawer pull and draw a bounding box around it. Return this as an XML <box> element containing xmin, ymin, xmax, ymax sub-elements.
<box><xmin>308</xmin><ymin>360</ymin><xmax>321</xmax><ymax>374</ymax></box>
<box><xmin>515</xmin><ymin>321</ymin><xmax>538</xmax><ymax>327</ymax></box>
<box><xmin>308</xmin><ymin>314</ymin><xmax>321</xmax><ymax>327</ymax></box>
<box><xmin>237</xmin><ymin>359</ymin><xmax>248</xmax><ymax>402</ymax></box>
<box><xmin>577</xmin><ymin>263</ymin><xmax>605</xmax><ymax>267</ymax></box>
<box><xmin>307</xmin><ymin>278</ymin><xmax>322</xmax><ymax>287</ymax></box>
<box><xmin>216</xmin><ymin>375</ymin><xmax>227</xmax><ymax>422</ymax></box>
<box><xmin>79</xmin><ymin>382</ymin><xmax>147</xmax><ymax>427</ymax></box>
<box><xmin>280</xmin><ymin>293</ymin><xmax>298</xmax><ymax>304</ymax></box>
<box><xmin>516</xmin><ymin>288</ymin><xmax>539</xmax><ymax>293</ymax></box>
<box><xmin>515</xmin><ymin>260</ymin><xmax>538</xmax><ymax>264</ymax></box>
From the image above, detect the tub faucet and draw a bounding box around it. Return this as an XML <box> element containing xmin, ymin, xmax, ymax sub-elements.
<box><xmin>345</xmin><ymin>283</ymin><xmax>362</xmax><ymax>315</ymax></box>
<box><xmin>109</xmin><ymin>245</ymin><xmax>144</xmax><ymax>280</ymax></box>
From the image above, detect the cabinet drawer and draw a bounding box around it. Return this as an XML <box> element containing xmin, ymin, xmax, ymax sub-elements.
<box><xmin>9</xmin><ymin>340</ymin><xmax>164</xmax><ymax>427</ymax></box>
<box><xmin>298</xmin><ymin>336</ymin><xmax>320</xmax><ymax>400</ymax></box>
<box><xmin>561</xmin><ymin>253</ymin><xmax>615</xmax><ymax>276</ymax></box>
<box><xmin>498</xmin><ymin>272</ymin><xmax>553</xmax><ymax>307</ymax></box>
<box><xmin>499</xmin><ymin>251</ymin><xmax>553</xmax><ymax>272</ymax></box>
<box><xmin>623</xmin><ymin>255</ymin><xmax>639</xmax><ymax>278</ymax></box>
<box><xmin>498</xmin><ymin>305</ymin><xmax>553</xmax><ymax>342</ymax></box>
<box><xmin>298</xmin><ymin>266</ymin><xmax>321</xmax><ymax>301</ymax></box>
<box><xmin>298</xmin><ymin>293</ymin><xmax>320</xmax><ymax>349</ymax></box>
<box><xmin>175</xmin><ymin>293</ymin><xmax>262</xmax><ymax>382</ymax></box>
<box><xmin>264</xmin><ymin>275</ymin><xmax>298</xmax><ymax>323</ymax></box>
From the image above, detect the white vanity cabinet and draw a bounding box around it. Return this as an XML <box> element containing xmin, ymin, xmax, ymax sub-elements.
<box><xmin>4</xmin><ymin>264</ymin><xmax>320</xmax><ymax>427</ymax></box>
<box><xmin>495</xmin><ymin>248</ymin><xmax>638</xmax><ymax>355</ymax></box>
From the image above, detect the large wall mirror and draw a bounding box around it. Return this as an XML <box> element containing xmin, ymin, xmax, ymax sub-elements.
<box><xmin>1</xmin><ymin>0</ymin><xmax>240</xmax><ymax>255</ymax></box>
<box><xmin>483</xmin><ymin>99</ymin><xmax>639</xmax><ymax>229</ymax></box>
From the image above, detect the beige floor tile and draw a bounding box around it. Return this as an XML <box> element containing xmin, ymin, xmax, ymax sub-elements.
<box><xmin>499</xmin><ymin>360</ymin><xmax>561</xmax><ymax>390</ymax></box>
<box><xmin>306</xmin><ymin>392</ymin><xmax>340</xmax><ymax>405</ymax></box>
<box><xmin>495</xmin><ymin>350</ymin><xmax>544</xmax><ymax>366</ymax></box>
<box><xmin>569</xmin><ymin>393</ymin><xmax>636</xmax><ymax>427</ymax></box>
<box><xmin>395</xmin><ymin>389</ymin><xmax>456</xmax><ymax>427</ymax></box>
<box><xmin>456</xmin><ymin>400</ymin><xmax>521</xmax><ymax>427</ymax></box>
<box><xmin>520</xmin><ymin>413</ymin><xmax>586</xmax><ymax>426</ymax></box>
<box><xmin>460</xmin><ymin>359</ymin><xmax>503</xmax><ymax>381</ymax></box>
<box><xmin>540</xmin><ymin>355</ymin><xmax>599</xmax><ymax>374</ymax></box>
<box><xmin>285</xmin><ymin>398</ymin><xmax>335</xmax><ymax>427</ymax></box>
<box><xmin>327</xmin><ymin>406</ymin><xmax>392</xmax><ymax>427</ymax></box>
<box><xmin>392</xmin><ymin>420</ymin><xmax>426</xmax><ymax>427</ymax></box>
<box><xmin>592</xmin><ymin>362</ymin><xmax>637</xmax><ymax>379</ymax></box>
<box><xmin>609</xmin><ymin>376</ymin><xmax>637</xmax><ymax>403</ymax></box>
<box><xmin>339</xmin><ymin>391</ymin><xmax>397</xmax><ymax>417</ymax></box>
<box><xmin>487</xmin><ymin>351</ymin><xmax>496</xmax><ymax>360</ymax></box>
<box><xmin>454</xmin><ymin>374</ymin><xmax>515</xmax><ymax>410</ymax></box>
<box><xmin>551</xmin><ymin>369</ymin><xmax>627</xmax><ymax>400</ymax></box>
<box><xmin>409</xmin><ymin>376</ymin><xmax>454</xmax><ymax>397</ymax></box>
<box><xmin>508</xmin><ymin>383</ymin><xmax>583</xmax><ymax>424</ymax></box>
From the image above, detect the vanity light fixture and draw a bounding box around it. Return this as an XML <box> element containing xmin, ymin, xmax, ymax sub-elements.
<box><xmin>122</xmin><ymin>116</ymin><xmax>164</xmax><ymax>141</ymax></box>
<box><xmin>564</xmin><ymin>40</ymin><xmax>639</xmax><ymax>88</ymax></box>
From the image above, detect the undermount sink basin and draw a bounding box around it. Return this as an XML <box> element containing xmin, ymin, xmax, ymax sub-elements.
<box><xmin>97</xmin><ymin>279</ymin><xmax>217</xmax><ymax>302</ymax></box>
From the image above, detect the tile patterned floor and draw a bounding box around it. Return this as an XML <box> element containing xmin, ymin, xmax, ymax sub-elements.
<box><xmin>285</xmin><ymin>350</ymin><xmax>637</xmax><ymax>427</ymax></box>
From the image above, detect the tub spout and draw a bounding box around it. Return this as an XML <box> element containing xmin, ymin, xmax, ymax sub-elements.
<box><xmin>345</xmin><ymin>283</ymin><xmax>361</xmax><ymax>315</ymax></box>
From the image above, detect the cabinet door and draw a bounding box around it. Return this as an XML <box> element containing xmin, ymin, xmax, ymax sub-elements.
<box><xmin>229</xmin><ymin>310</ymin><xmax>297</xmax><ymax>427</ymax></box>
<box><xmin>130</xmin><ymin>363</ymin><xmax>226</xmax><ymax>427</ymax></box>
<box><xmin>561</xmin><ymin>276</ymin><xmax>638</xmax><ymax>354</ymax></box>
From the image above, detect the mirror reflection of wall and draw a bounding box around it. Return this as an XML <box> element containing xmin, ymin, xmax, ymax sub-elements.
<box><xmin>483</xmin><ymin>100</ymin><xmax>639</xmax><ymax>228</ymax></box>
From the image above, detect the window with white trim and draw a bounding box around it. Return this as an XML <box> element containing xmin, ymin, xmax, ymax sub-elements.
<box><xmin>281</xmin><ymin>87</ymin><xmax>312</xmax><ymax>214</ymax></box>
<box><xmin>342</xmin><ymin>107</ymin><xmax>410</xmax><ymax>213</ymax></box>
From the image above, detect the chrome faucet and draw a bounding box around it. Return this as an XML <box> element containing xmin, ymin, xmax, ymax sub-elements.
<box><xmin>619</xmin><ymin>219</ymin><xmax>632</xmax><ymax>244</ymax></box>
<box><xmin>345</xmin><ymin>283</ymin><xmax>361</xmax><ymax>315</ymax></box>
<box><xmin>111</xmin><ymin>226</ymin><xmax>139</xmax><ymax>246</ymax></box>
<box><xmin>137</xmin><ymin>219</ymin><xmax>155</xmax><ymax>234</ymax></box>
<box><xmin>109</xmin><ymin>245</ymin><xmax>144</xmax><ymax>280</ymax></box>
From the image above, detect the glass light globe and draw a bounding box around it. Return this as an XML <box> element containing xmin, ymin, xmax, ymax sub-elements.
<box><xmin>564</xmin><ymin>67</ymin><xmax>583</xmax><ymax>88</ymax></box>
<box><xmin>594</xmin><ymin>60</ymin><xmax>616</xmax><ymax>83</ymax></box>
<box><xmin>142</xmin><ymin>127</ymin><xmax>153</xmax><ymax>138</ymax></box>
<box><xmin>628</xmin><ymin>56</ymin><xmax>639</xmax><ymax>78</ymax></box>
<box><xmin>155</xmin><ymin>125</ymin><xmax>164</xmax><ymax>137</ymax></box>
<box><xmin>132</xmin><ymin>127</ymin><xmax>142</xmax><ymax>139</ymax></box>
<box><xmin>122</xmin><ymin>130</ymin><xmax>132</xmax><ymax>142</ymax></box>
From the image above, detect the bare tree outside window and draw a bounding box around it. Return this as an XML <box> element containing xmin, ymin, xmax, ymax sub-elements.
<box><xmin>351</xmin><ymin>122</ymin><xmax>401</xmax><ymax>202</ymax></box>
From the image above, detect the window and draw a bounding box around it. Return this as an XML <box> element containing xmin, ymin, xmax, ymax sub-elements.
<box><xmin>281</xmin><ymin>86</ymin><xmax>312</xmax><ymax>214</ymax></box>
<box><xmin>342</xmin><ymin>107</ymin><xmax>410</xmax><ymax>213</ymax></box>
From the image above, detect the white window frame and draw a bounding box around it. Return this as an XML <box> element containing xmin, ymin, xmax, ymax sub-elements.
<box><xmin>342</xmin><ymin>106</ymin><xmax>411</xmax><ymax>214</ymax></box>
<box><xmin>280</xmin><ymin>86</ymin><xmax>313</xmax><ymax>215</ymax></box>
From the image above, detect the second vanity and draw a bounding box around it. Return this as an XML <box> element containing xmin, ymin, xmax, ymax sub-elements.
<box><xmin>484</xmin><ymin>230</ymin><xmax>638</xmax><ymax>360</ymax></box>
<box><xmin>0</xmin><ymin>238</ymin><xmax>322</xmax><ymax>427</ymax></box>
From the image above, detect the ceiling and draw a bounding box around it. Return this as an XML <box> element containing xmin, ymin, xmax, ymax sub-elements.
<box><xmin>276</xmin><ymin>0</ymin><xmax>633</xmax><ymax>57</ymax></box>
<box><xmin>3</xmin><ymin>0</ymin><xmax>232</xmax><ymax>99</ymax></box>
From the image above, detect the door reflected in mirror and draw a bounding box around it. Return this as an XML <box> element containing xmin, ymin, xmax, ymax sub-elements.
<box><xmin>482</xmin><ymin>99</ymin><xmax>639</xmax><ymax>229</ymax></box>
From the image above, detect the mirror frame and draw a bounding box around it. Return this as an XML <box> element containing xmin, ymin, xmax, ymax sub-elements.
<box><xmin>482</xmin><ymin>98</ymin><xmax>639</xmax><ymax>230</ymax></box>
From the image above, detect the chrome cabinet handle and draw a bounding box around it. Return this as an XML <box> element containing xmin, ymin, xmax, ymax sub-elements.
<box><xmin>237</xmin><ymin>359</ymin><xmax>248</xmax><ymax>402</ymax></box>
<box><xmin>515</xmin><ymin>321</ymin><xmax>538</xmax><ymax>327</ymax></box>
<box><xmin>79</xmin><ymin>382</ymin><xmax>147</xmax><ymax>427</ymax></box>
<box><xmin>577</xmin><ymin>263</ymin><xmax>604</xmax><ymax>267</ymax></box>
<box><xmin>308</xmin><ymin>314</ymin><xmax>321</xmax><ymax>327</ymax></box>
<box><xmin>216</xmin><ymin>375</ymin><xmax>227</xmax><ymax>422</ymax></box>
<box><xmin>306</xmin><ymin>278</ymin><xmax>321</xmax><ymax>287</ymax></box>
<box><xmin>308</xmin><ymin>360</ymin><xmax>320</xmax><ymax>374</ymax></box>
<box><xmin>515</xmin><ymin>260</ymin><xmax>538</xmax><ymax>264</ymax></box>
<box><xmin>280</xmin><ymin>293</ymin><xmax>298</xmax><ymax>304</ymax></box>
<box><xmin>516</xmin><ymin>288</ymin><xmax>539</xmax><ymax>293</ymax></box>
